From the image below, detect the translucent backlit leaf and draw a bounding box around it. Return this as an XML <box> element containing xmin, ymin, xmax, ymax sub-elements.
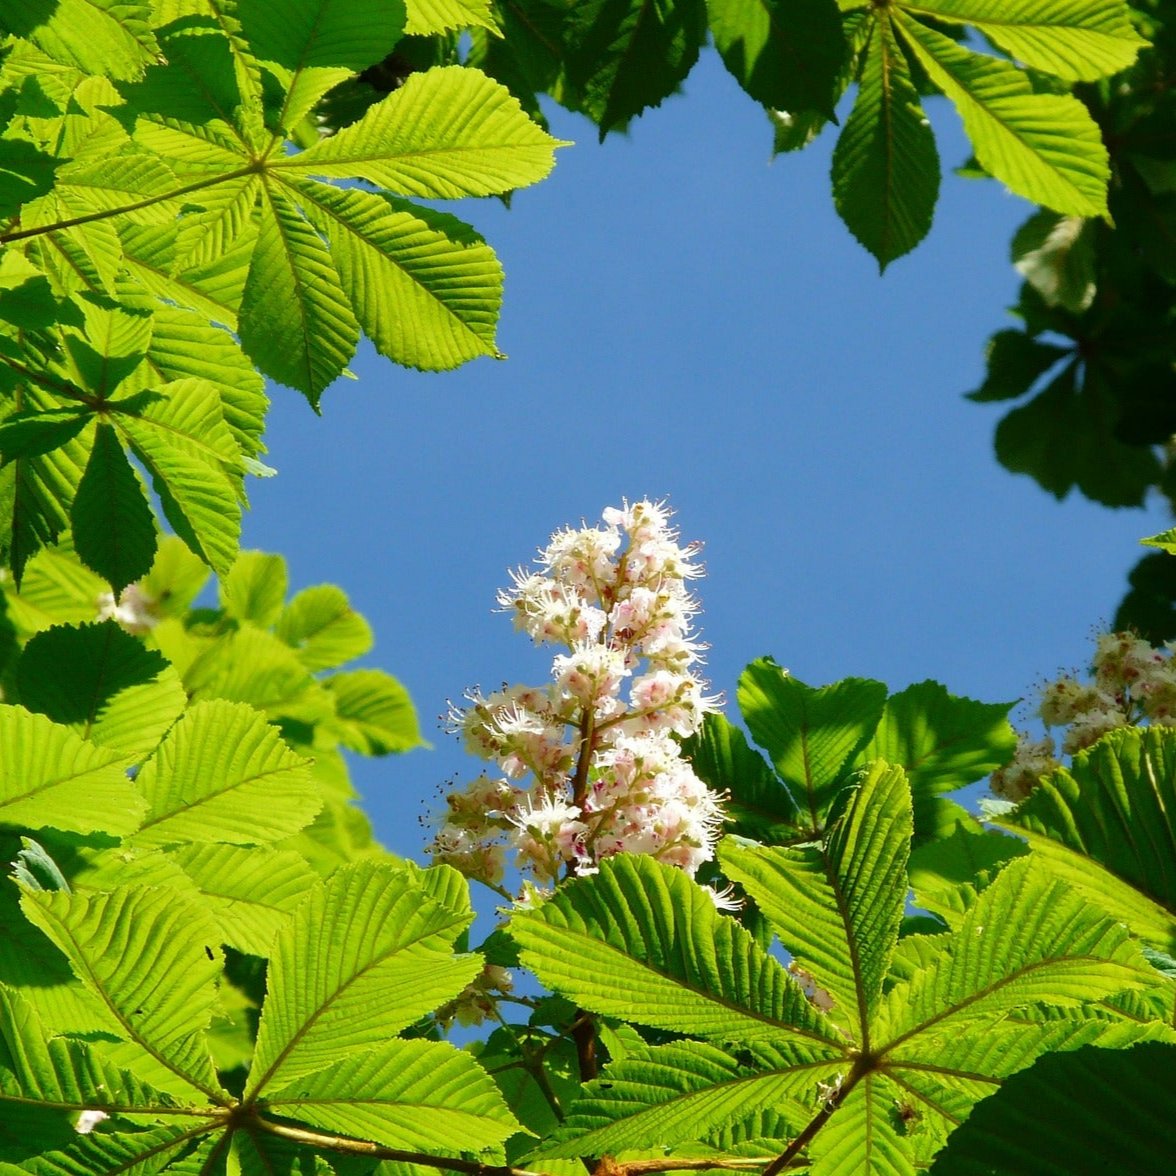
<box><xmin>286</xmin><ymin>66</ymin><xmax>564</xmax><ymax>199</ymax></box>
<box><xmin>510</xmin><ymin>854</ymin><xmax>845</xmax><ymax>1048</ymax></box>
<box><xmin>907</xmin><ymin>0</ymin><xmax>1147</xmax><ymax>83</ymax></box>
<box><xmin>736</xmin><ymin>659</ymin><xmax>887</xmax><ymax>828</ymax></box>
<box><xmin>131</xmin><ymin>699</ymin><xmax>318</xmax><ymax>847</ymax></box>
<box><xmin>247</xmin><ymin>860</ymin><xmax>478</xmax><ymax>1096</ymax></box>
<box><xmin>0</xmin><ymin>705</ymin><xmax>143</xmax><ymax>836</ymax></box>
<box><xmin>894</xmin><ymin>14</ymin><xmax>1109</xmax><ymax>217</ymax></box>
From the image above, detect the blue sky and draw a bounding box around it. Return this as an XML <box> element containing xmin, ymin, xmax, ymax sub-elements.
<box><xmin>242</xmin><ymin>50</ymin><xmax>1168</xmax><ymax>863</ymax></box>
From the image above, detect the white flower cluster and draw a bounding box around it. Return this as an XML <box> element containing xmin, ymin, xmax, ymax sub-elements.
<box><xmin>95</xmin><ymin>583</ymin><xmax>158</xmax><ymax>634</ymax></box>
<box><xmin>430</xmin><ymin>500</ymin><xmax>723</xmax><ymax>892</ymax></box>
<box><xmin>991</xmin><ymin>630</ymin><xmax>1176</xmax><ymax>803</ymax></box>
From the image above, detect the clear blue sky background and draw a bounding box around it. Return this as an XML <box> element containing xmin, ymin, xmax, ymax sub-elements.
<box><xmin>242</xmin><ymin>50</ymin><xmax>1168</xmax><ymax>863</ymax></box>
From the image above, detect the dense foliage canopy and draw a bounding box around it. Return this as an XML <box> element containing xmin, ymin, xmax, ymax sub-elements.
<box><xmin>1</xmin><ymin>1</ymin><xmax>1174</xmax><ymax>1173</ymax></box>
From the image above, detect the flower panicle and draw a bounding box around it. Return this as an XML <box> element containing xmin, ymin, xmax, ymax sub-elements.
<box><xmin>430</xmin><ymin>500</ymin><xmax>726</xmax><ymax>898</ymax></box>
<box><xmin>991</xmin><ymin>628</ymin><xmax>1176</xmax><ymax>803</ymax></box>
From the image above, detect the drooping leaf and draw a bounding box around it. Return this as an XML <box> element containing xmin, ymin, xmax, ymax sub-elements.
<box><xmin>721</xmin><ymin>761</ymin><xmax>912</xmax><ymax>1039</ymax></box>
<box><xmin>0</xmin><ymin>705</ymin><xmax>143</xmax><ymax>836</ymax></box>
<box><xmin>707</xmin><ymin>0</ymin><xmax>845</xmax><ymax>118</ymax></box>
<box><xmin>237</xmin><ymin>0</ymin><xmax>408</xmax><ymax>132</ymax></box>
<box><xmin>966</xmin><ymin>328</ymin><xmax>1070</xmax><ymax>402</ymax></box>
<box><xmin>19</xmin><ymin>884</ymin><xmax>226</xmax><ymax>1101</ymax></box>
<box><xmin>246</xmin><ymin>860</ymin><xmax>479</xmax><ymax>1096</ymax></box>
<box><xmin>1011</xmin><ymin>209</ymin><xmax>1096</xmax><ymax>313</ymax></box>
<box><xmin>237</xmin><ymin>180</ymin><xmax>359</xmax><ymax>402</ymax></box>
<box><xmin>115</xmin><ymin>383</ymin><xmax>242</xmax><ymax>574</ymax></box>
<box><xmin>69</xmin><ymin>422</ymin><xmax>156</xmax><ymax>592</ymax></box>
<box><xmin>894</xmin><ymin>13</ymin><xmax>1109</xmax><ymax>217</ymax></box>
<box><xmin>907</xmin><ymin>0</ymin><xmax>1147</xmax><ymax>83</ymax></box>
<box><xmin>994</xmin><ymin>362</ymin><xmax>1161</xmax><ymax>507</ymax></box>
<box><xmin>510</xmin><ymin>854</ymin><xmax>846</xmax><ymax>1049</ymax></box>
<box><xmin>16</xmin><ymin>621</ymin><xmax>186</xmax><ymax>756</ymax></box>
<box><xmin>561</xmin><ymin>0</ymin><xmax>709</xmax><ymax>136</ymax></box>
<box><xmin>266</xmin><ymin>1039</ymin><xmax>519</xmax><ymax>1153</ymax></box>
<box><xmin>736</xmin><ymin>659</ymin><xmax>887</xmax><ymax>829</ymax></box>
<box><xmin>832</xmin><ymin>12</ymin><xmax>939</xmax><ymax>268</ymax></box>
<box><xmin>131</xmin><ymin>699</ymin><xmax>319</xmax><ymax>848</ymax></box>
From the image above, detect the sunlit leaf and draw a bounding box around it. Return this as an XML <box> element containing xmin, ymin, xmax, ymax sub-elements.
<box><xmin>247</xmin><ymin>860</ymin><xmax>478</xmax><ymax>1096</ymax></box>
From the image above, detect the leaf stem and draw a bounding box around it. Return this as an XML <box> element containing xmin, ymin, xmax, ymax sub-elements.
<box><xmin>761</xmin><ymin>1065</ymin><xmax>857</xmax><ymax>1176</ymax></box>
<box><xmin>253</xmin><ymin>1115</ymin><xmax>774</xmax><ymax>1176</ymax></box>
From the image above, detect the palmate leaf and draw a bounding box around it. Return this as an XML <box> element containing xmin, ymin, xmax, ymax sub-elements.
<box><xmin>561</xmin><ymin>0</ymin><xmax>709</xmax><ymax>137</ymax></box>
<box><xmin>16</xmin><ymin>621</ymin><xmax>187</xmax><ymax>757</ymax></box>
<box><xmin>878</xmin><ymin>856</ymin><xmax>1155</xmax><ymax>1046</ymax></box>
<box><xmin>721</xmin><ymin>761</ymin><xmax>912</xmax><ymax>1041</ymax></box>
<box><xmin>237</xmin><ymin>179</ymin><xmax>360</xmax><ymax>404</ymax></box>
<box><xmin>736</xmin><ymin>658</ymin><xmax>887</xmax><ymax>829</ymax></box>
<box><xmin>893</xmin><ymin>13</ymin><xmax>1109</xmax><ymax>217</ymax></box>
<box><xmin>19</xmin><ymin>884</ymin><xmax>227</xmax><ymax>1102</ymax></box>
<box><xmin>130</xmin><ymin>699</ymin><xmax>319</xmax><ymax>848</ymax></box>
<box><xmin>524</xmin><ymin>729</ymin><xmax>1164</xmax><ymax>1170</ymax></box>
<box><xmin>531</xmin><ymin>1040</ymin><xmax>833</xmax><ymax>1159</ymax></box>
<box><xmin>906</xmin><ymin>0</ymin><xmax>1147</xmax><ymax>83</ymax></box>
<box><xmin>0</xmin><ymin>704</ymin><xmax>143</xmax><ymax>836</ymax></box>
<box><xmin>509</xmin><ymin>854</ymin><xmax>846</xmax><ymax>1050</ymax></box>
<box><xmin>246</xmin><ymin>860</ymin><xmax>479</xmax><ymax>1097</ymax></box>
<box><xmin>266</xmin><ymin>1039</ymin><xmax>519</xmax><ymax>1154</ymax></box>
<box><xmin>831</xmin><ymin>10</ymin><xmax>939</xmax><ymax>269</ymax></box>
<box><xmin>1000</xmin><ymin>727</ymin><xmax>1176</xmax><ymax>952</ymax></box>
